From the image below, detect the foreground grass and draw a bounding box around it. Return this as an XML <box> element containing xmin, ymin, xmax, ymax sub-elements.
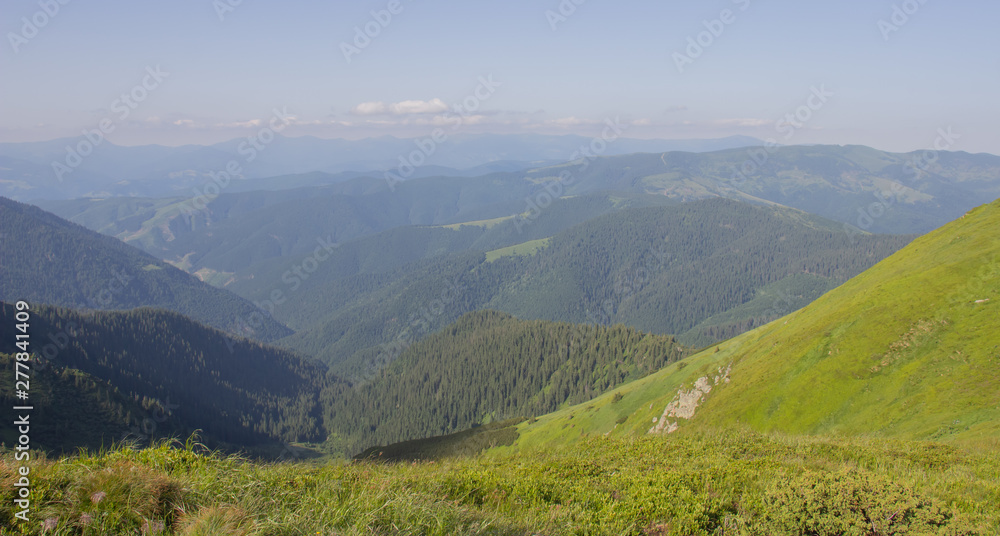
<box><xmin>2</xmin><ymin>430</ymin><xmax>998</xmax><ymax>535</ymax></box>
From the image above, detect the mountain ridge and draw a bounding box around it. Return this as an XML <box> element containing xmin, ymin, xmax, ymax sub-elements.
<box><xmin>0</xmin><ymin>196</ymin><xmax>292</xmax><ymax>341</ymax></box>
<box><xmin>505</xmin><ymin>198</ymin><xmax>1000</xmax><ymax>450</ymax></box>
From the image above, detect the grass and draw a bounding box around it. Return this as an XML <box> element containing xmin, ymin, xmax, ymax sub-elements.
<box><xmin>2</xmin><ymin>430</ymin><xmax>997</xmax><ymax>535</ymax></box>
<box><xmin>484</xmin><ymin>238</ymin><xmax>551</xmax><ymax>262</ymax></box>
<box><xmin>678</xmin><ymin>272</ymin><xmax>839</xmax><ymax>347</ymax></box>
<box><xmin>513</xmin><ymin>200</ymin><xmax>1000</xmax><ymax>448</ymax></box>
<box><xmin>354</xmin><ymin>418</ymin><xmax>525</xmax><ymax>463</ymax></box>
<box><xmin>437</xmin><ymin>215</ymin><xmax>516</xmax><ymax>230</ymax></box>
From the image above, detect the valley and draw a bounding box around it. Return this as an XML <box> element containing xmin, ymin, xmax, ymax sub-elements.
<box><xmin>3</xmin><ymin>149</ymin><xmax>998</xmax><ymax>533</ymax></box>
<box><xmin>3</xmin><ymin>3</ymin><xmax>1000</xmax><ymax>531</ymax></box>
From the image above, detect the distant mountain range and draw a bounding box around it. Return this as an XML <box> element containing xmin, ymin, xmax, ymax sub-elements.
<box><xmin>35</xmin><ymin>146</ymin><xmax>1000</xmax><ymax>270</ymax></box>
<box><xmin>0</xmin><ymin>134</ymin><xmax>765</xmax><ymax>200</ymax></box>
<box><xmin>524</xmin><ymin>144</ymin><xmax>1000</xmax><ymax>234</ymax></box>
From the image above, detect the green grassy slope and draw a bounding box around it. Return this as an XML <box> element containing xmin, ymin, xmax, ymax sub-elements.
<box><xmin>6</xmin><ymin>431</ymin><xmax>995</xmax><ymax>534</ymax></box>
<box><xmin>511</xmin><ymin>199</ymin><xmax>1000</xmax><ymax>448</ymax></box>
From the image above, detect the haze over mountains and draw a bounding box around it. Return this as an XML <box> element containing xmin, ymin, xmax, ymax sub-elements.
<box><xmin>0</xmin><ymin>133</ymin><xmax>764</xmax><ymax>200</ymax></box>
<box><xmin>33</xmin><ymin>144</ymin><xmax>1000</xmax><ymax>273</ymax></box>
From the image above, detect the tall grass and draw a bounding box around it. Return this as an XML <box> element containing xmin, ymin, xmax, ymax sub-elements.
<box><xmin>2</xmin><ymin>429</ymin><xmax>997</xmax><ymax>535</ymax></box>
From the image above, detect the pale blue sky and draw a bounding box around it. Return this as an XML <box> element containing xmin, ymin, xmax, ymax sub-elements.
<box><xmin>1</xmin><ymin>0</ymin><xmax>997</xmax><ymax>153</ymax></box>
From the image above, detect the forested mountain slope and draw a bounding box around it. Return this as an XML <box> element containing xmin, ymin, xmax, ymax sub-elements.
<box><xmin>0</xmin><ymin>352</ymin><xmax>156</xmax><ymax>453</ymax></box>
<box><xmin>272</xmin><ymin>199</ymin><xmax>911</xmax><ymax>374</ymax></box>
<box><xmin>320</xmin><ymin>310</ymin><xmax>686</xmax><ymax>454</ymax></box>
<box><xmin>0</xmin><ymin>303</ymin><xmax>685</xmax><ymax>457</ymax></box>
<box><xmin>0</xmin><ymin>302</ymin><xmax>326</xmax><ymax>448</ymax></box>
<box><xmin>0</xmin><ymin>197</ymin><xmax>291</xmax><ymax>341</ymax></box>
<box><xmin>35</xmin><ymin>174</ymin><xmax>541</xmax><ymax>276</ymax></box>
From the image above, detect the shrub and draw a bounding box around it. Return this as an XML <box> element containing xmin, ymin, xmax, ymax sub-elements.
<box><xmin>755</xmin><ymin>468</ymin><xmax>974</xmax><ymax>535</ymax></box>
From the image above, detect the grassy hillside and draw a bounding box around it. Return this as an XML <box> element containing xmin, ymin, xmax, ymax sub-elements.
<box><xmin>508</xmin><ymin>198</ymin><xmax>1000</xmax><ymax>449</ymax></box>
<box><xmin>484</xmin><ymin>237</ymin><xmax>551</xmax><ymax>262</ymax></box>
<box><xmin>0</xmin><ymin>197</ymin><xmax>291</xmax><ymax>341</ymax></box>
<box><xmin>2</xmin><ymin>432</ymin><xmax>995</xmax><ymax>534</ymax></box>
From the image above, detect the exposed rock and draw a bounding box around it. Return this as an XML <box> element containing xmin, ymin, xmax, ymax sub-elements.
<box><xmin>649</xmin><ymin>363</ymin><xmax>731</xmax><ymax>434</ymax></box>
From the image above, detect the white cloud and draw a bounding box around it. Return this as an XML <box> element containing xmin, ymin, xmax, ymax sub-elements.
<box><xmin>711</xmin><ymin>118</ymin><xmax>770</xmax><ymax>127</ymax></box>
<box><xmin>228</xmin><ymin>119</ymin><xmax>263</xmax><ymax>128</ymax></box>
<box><xmin>389</xmin><ymin>98</ymin><xmax>447</xmax><ymax>115</ymax></box>
<box><xmin>351</xmin><ymin>98</ymin><xmax>448</xmax><ymax>116</ymax></box>
<box><xmin>546</xmin><ymin>116</ymin><xmax>602</xmax><ymax>127</ymax></box>
<box><xmin>351</xmin><ymin>101</ymin><xmax>388</xmax><ymax>116</ymax></box>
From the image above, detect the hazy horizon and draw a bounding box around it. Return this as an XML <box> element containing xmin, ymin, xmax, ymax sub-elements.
<box><xmin>2</xmin><ymin>1</ymin><xmax>998</xmax><ymax>154</ymax></box>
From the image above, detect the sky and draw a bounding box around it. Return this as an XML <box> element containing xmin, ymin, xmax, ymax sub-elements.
<box><xmin>1</xmin><ymin>0</ymin><xmax>998</xmax><ymax>154</ymax></box>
